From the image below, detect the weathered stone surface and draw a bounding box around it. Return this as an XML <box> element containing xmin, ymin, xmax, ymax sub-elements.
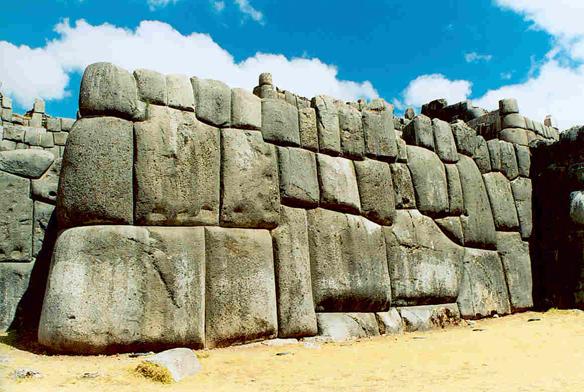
<box><xmin>312</xmin><ymin>95</ymin><xmax>341</xmax><ymax>155</ymax></box>
<box><xmin>24</xmin><ymin>128</ymin><xmax>45</xmax><ymax>146</ymax></box>
<box><xmin>277</xmin><ymin>147</ymin><xmax>319</xmax><ymax>208</ymax></box>
<box><xmin>53</xmin><ymin>132</ymin><xmax>68</xmax><ymax>146</ymax></box>
<box><xmin>362</xmin><ymin>101</ymin><xmax>397</xmax><ymax>160</ymax></box>
<box><xmin>192</xmin><ymin>78</ymin><xmax>231</xmax><ymax>127</ymax></box>
<box><xmin>354</xmin><ymin>159</ymin><xmax>395</xmax><ymax>225</ymax></box>
<box><xmin>487</xmin><ymin>139</ymin><xmax>501</xmax><ymax>171</ymax></box>
<box><xmin>33</xmin><ymin>201</ymin><xmax>55</xmax><ymax>258</ymax></box>
<box><xmin>499</xmin><ymin>98</ymin><xmax>519</xmax><ymax>115</ymax></box>
<box><xmin>141</xmin><ymin>348</ymin><xmax>201</xmax><ymax>383</ymax></box>
<box><xmin>205</xmin><ymin>227</ymin><xmax>277</xmax><ymax>348</ymax></box>
<box><xmin>338</xmin><ymin>105</ymin><xmax>364</xmax><ymax>159</ymax></box>
<box><xmin>307</xmin><ymin>209</ymin><xmax>391</xmax><ymax>312</ymax></box>
<box><xmin>473</xmin><ymin>136</ymin><xmax>491</xmax><ymax>174</ymax></box>
<box><xmin>317</xmin><ymin>154</ymin><xmax>361</xmax><ymax>213</ymax></box>
<box><xmin>390</xmin><ymin>163</ymin><xmax>416</xmax><ymax>209</ymax></box>
<box><xmin>46</xmin><ymin>117</ymin><xmax>61</xmax><ymax>133</ymax></box>
<box><xmin>31</xmin><ymin>158</ymin><xmax>61</xmax><ymax>204</ymax></box>
<box><xmin>231</xmin><ymin>88</ymin><xmax>261</xmax><ymax>130</ymax></box>
<box><xmin>500</xmin><ymin>128</ymin><xmax>528</xmax><ymax>146</ymax></box>
<box><xmin>432</xmin><ymin>119</ymin><xmax>458</xmax><ymax>163</ymax></box>
<box><xmin>502</xmin><ymin>113</ymin><xmax>526</xmax><ymax>129</ymax></box>
<box><xmin>316</xmin><ymin>313</ymin><xmax>379</xmax><ymax>341</ymax></box>
<box><xmin>451</xmin><ymin>120</ymin><xmax>478</xmax><ymax>156</ymax></box>
<box><xmin>0</xmin><ymin>172</ymin><xmax>32</xmax><ymax>262</ymax></box>
<box><xmin>298</xmin><ymin>107</ymin><xmax>318</xmax><ymax>151</ymax></box>
<box><xmin>435</xmin><ymin>216</ymin><xmax>464</xmax><ymax>246</ymax></box>
<box><xmin>272</xmin><ymin>207</ymin><xmax>318</xmax><ymax>338</ymax></box>
<box><xmin>60</xmin><ymin>118</ymin><xmax>74</xmax><ymax>132</ymax></box>
<box><xmin>457</xmin><ymin>248</ymin><xmax>511</xmax><ymax>319</ymax></box>
<box><xmin>375</xmin><ymin>308</ymin><xmax>404</xmax><ymax>334</ymax></box>
<box><xmin>133</xmin><ymin>69</ymin><xmax>167</xmax><ymax>105</ymax></box>
<box><xmin>496</xmin><ymin>232</ymin><xmax>533</xmax><ymax>311</ymax></box>
<box><xmin>0</xmin><ymin>263</ymin><xmax>33</xmax><ymax>331</ymax></box>
<box><xmin>395</xmin><ymin>135</ymin><xmax>408</xmax><ymax>162</ymax></box>
<box><xmin>79</xmin><ymin>62</ymin><xmax>142</xmax><ymax>120</ymax></box>
<box><xmin>166</xmin><ymin>74</ymin><xmax>195</xmax><ymax>112</ymax></box>
<box><xmin>385</xmin><ymin>210</ymin><xmax>464</xmax><ymax>305</ymax></box>
<box><xmin>40</xmin><ymin>133</ymin><xmax>54</xmax><ymax>149</ymax></box>
<box><xmin>445</xmin><ymin>164</ymin><xmax>464</xmax><ymax>215</ymax></box>
<box><xmin>402</xmin><ymin>115</ymin><xmax>434</xmax><ymax>150</ymax></box>
<box><xmin>39</xmin><ymin>226</ymin><xmax>206</xmax><ymax>353</ymax></box>
<box><xmin>515</xmin><ymin>145</ymin><xmax>531</xmax><ymax>177</ymax></box>
<box><xmin>134</xmin><ymin>105</ymin><xmax>220</xmax><ymax>226</ymax></box>
<box><xmin>499</xmin><ymin>141</ymin><xmax>519</xmax><ymax>180</ymax></box>
<box><xmin>407</xmin><ymin>146</ymin><xmax>449</xmax><ymax>216</ymax></box>
<box><xmin>220</xmin><ymin>129</ymin><xmax>280</xmax><ymax>229</ymax></box>
<box><xmin>398</xmin><ymin>303</ymin><xmax>461</xmax><ymax>332</ymax></box>
<box><xmin>57</xmin><ymin>117</ymin><xmax>133</xmax><ymax>228</ymax></box>
<box><xmin>511</xmin><ymin>178</ymin><xmax>533</xmax><ymax>239</ymax></box>
<box><xmin>3</xmin><ymin>124</ymin><xmax>25</xmax><ymax>142</ymax></box>
<box><xmin>483</xmin><ymin>172</ymin><xmax>520</xmax><ymax>231</ymax></box>
<box><xmin>0</xmin><ymin>140</ymin><xmax>16</xmax><ymax>151</ymax></box>
<box><xmin>261</xmin><ymin>98</ymin><xmax>300</xmax><ymax>146</ymax></box>
<box><xmin>0</xmin><ymin>149</ymin><xmax>54</xmax><ymax>179</ymax></box>
<box><xmin>456</xmin><ymin>155</ymin><xmax>497</xmax><ymax>248</ymax></box>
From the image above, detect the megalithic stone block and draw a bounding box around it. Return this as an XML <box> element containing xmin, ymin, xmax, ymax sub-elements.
<box><xmin>192</xmin><ymin>78</ymin><xmax>231</xmax><ymax>127</ymax></box>
<box><xmin>311</xmin><ymin>95</ymin><xmax>341</xmax><ymax>155</ymax></box>
<box><xmin>261</xmin><ymin>98</ymin><xmax>300</xmax><ymax>146</ymax></box>
<box><xmin>57</xmin><ymin>117</ymin><xmax>134</xmax><ymax>228</ymax></box>
<box><xmin>354</xmin><ymin>158</ymin><xmax>396</xmax><ymax>225</ymax></box>
<box><xmin>231</xmin><ymin>88</ymin><xmax>261</xmax><ymax>130</ymax></box>
<box><xmin>496</xmin><ymin>232</ymin><xmax>533</xmax><ymax>311</ymax></box>
<box><xmin>276</xmin><ymin>147</ymin><xmax>319</xmax><ymax>208</ymax></box>
<box><xmin>444</xmin><ymin>164</ymin><xmax>464</xmax><ymax>215</ymax></box>
<box><xmin>316</xmin><ymin>154</ymin><xmax>361</xmax><ymax>213</ymax></box>
<box><xmin>402</xmin><ymin>115</ymin><xmax>434</xmax><ymax>151</ymax></box>
<box><xmin>298</xmin><ymin>107</ymin><xmax>318</xmax><ymax>151</ymax></box>
<box><xmin>390</xmin><ymin>162</ymin><xmax>416</xmax><ymax>209</ymax></box>
<box><xmin>499</xmin><ymin>140</ymin><xmax>519</xmax><ymax>180</ymax></box>
<box><xmin>134</xmin><ymin>105</ymin><xmax>220</xmax><ymax>226</ymax></box>
<box><xmin>0</xmin><ymin>262</ymin><xmax>34</xmax><ymax>332</ymax></box>
<box><xmin>451</xmin><ymin>120</ymin><xmax>478</xmax><ymax>156</ymax></box>
<box><xmin>361</xmin><ymin>99</ymin><xmax>398</xmax><ymax>161</ymax></box>
<box><xmin>483</xmin><ymin>172</ymin><xmax>519</xmax><ymax>231</ymax></box>
<box><xmin>406</xmin><ymin>146</ymin><xmax>449</xmax><ymax>216</ymax></box>
<box><xmin>133</xmin><ymin>69</ymin><xmax>167</xmax><ymax>105</ymax></box>
<box><xmin>38</xmin><ymin>226</ymin><xmax>206</xmax><ymax>353</ymax></box>
<box><xmin>166</xmin><ymin>74</ymin><xmax>195</xmax><ymax>112</ymax></box>
<box><xmin>473</xmin><ymin>136</ymin><xmax>491</xmax><ymax>174</ymax></box>
<box><xmin>487</xmin><ymin>139</ymin><xmax>501</xmax><ymax>171</ymax></box>
<box><xmin>432</xmin><ymin>119</ymin><xmax>458</xmax><ymax>163</ymax></box>
<box><xmin>515</xmin><ymin>145</ymin><xmax>531</xmax><ymax>177</ymax></box>
<box><xmin>338</xmin><ymin>104</ymin><xmax>365</xmax><ymax>159</ymax></box>
<box><xmin>0</xmin><ymin>171</ymin><xmax>32</xmax><ymax>262</ymax></box>
<box><xmin>511</xmin><ymin>177</ymin><xmax>533</xmax><ymax>239</ymax></box>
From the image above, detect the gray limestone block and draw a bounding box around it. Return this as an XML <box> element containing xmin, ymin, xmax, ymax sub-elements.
<box><xmin>33</xmin><ymin>99</ymin><xmax>45</xmax><ymax>114</ymax></box>
<box><xmin>46</xmin><ymin>117</ymin><xmax>61</xmax><ymax>133</ymax></box>
<box><xmin>272</xmin><ymin>207</ymin><xmax>318</xmax><ymax>338</ymax></box>
<box><xmin>451</xmin><ymin>120</ymin><xmax>478</xmax><ymax>156</ymax></box>
<box><xmin>487</xmin><ymin>139</ymin><xmax>501</xmax><ymax>171</ymax></box>
<box><xmin>31</xmin><ymin>158</ymin><xmax>61</xmax><ymax>204</ymax></box>
<box><xmin>298</xmin><ymin>107</ymin><xmax>318</xmax><ymax>151</ymax></box>
<box><xmin>142</xmin><ymin>348</ymin><xmax>201</xmax><ymax>383</ymax></box>
<box><xmin>134</xmin><ymin>105</ymin><xmax>220</xmax><ymax>226</ymax></box>
<box><xmin>435</xmin><ymin>216</ymin><xmax>464</xmax><ymax>246</ymax></box>
<box><xmin>60</xmin><ymin>118</ymin><xmax>75</xmax><ymax>132</ymax></box>
<box><xmin>500</xmin><ymin>128</ymin><xmax>528</xmax><ymax>146</ymax></box>
<box><xmin>30</xmin><ymin>113</ymin><xmax>43</xmax><ymax>128</ymax></box>
<box><xmin>457</xmin><ymin>248</ymin><xmax>511</xmax><ymax>319</ymax></box>
<box><xmin>473</xmin><ymin>136</ymin><xmax>491</xmax><ymax>174</ymax></box>
<box><xmin>390</xmin><ymin>162</ymin><xmax>416</xmax><ymax>209</ymax></box>
<box><xmin>499</xmin><ymin>98</ymin><xmax>519</xmax><ymax>115</ymax></box>
<box><xmin>57</xmin><ymin>117</ymin><xmax>134</xmax><ymax>229</ymax></box>
<box><xmin>406</xmin><ymin>145</ymin><xmax>449</xmax><ymax>216</ymax></box>
<box><xmin>79</xmin><ymin>62</ymin><xmax>143</xmax><ymax>120</ymax></box>
<box><xmin>166</xmin><ymin>74</ymin><xmax>195</xmax><ymax>112</ymax></box>
<box><xmin>231</xmin><ymin>88</ymin><xmax>261</xmax><ymax>130</ymax></box>
<box><xmin>525</xmin><ymin>117</ymin><xmax>535</xmax><ymax>131</ymax></box>
<box><xmin>316</xmin><ymin>154</ymin><xmax>361</xmax><ymax>213</ymax></box>
<box><xmin>1</xmin><ymin>108</ymin><xmax>12</xmax><ymax>122</ymax></box>
<box><xmin>361</xmin><ymin>102</ymin><xmax>397</xmax><ymax>161</ymax></box>
<box><xmin>311</xmin><ymin>95</ymin><xmax>341</xmax><ymax>155</ymax></box>
<box><xmin>3</xmin><ymin>124</ymin><xmax>25</xmax><ymax>142</ymax></box>
<box><xmin>514</xmin><ymin>145</ymin><xmax>531</xmax><ymax>177</ymax></box>
<box><xmin>0</xmin><ymin>140</ymin><xmax>16</xmax><ymax>151</ymax></box>
<box><xmin>254</xmin><ymin>84</ymin><xmax>277</xmax><ymax>99</ymax></box>
<box><xmin>501</xmin><ymin>113</ymin><xmax>526</xmax><ymax>129</ymax></box>
<box><xmin>354</xmin><ymin>159</ymin><xmax>396</xmax><ymax>225</ymax></box>
<box><xmin>277</xmin><ymin>146</ymin><xmax>319</xmax><ymax>208</ymax></box>
<box><xmin>396</xmin><ymin>135</ymin><xmax>408</xmax><ymax>162</ymax></box>
<box><xmin>402</xmin><ymin>115</ymin><xmax>434</xmax><ymax>151</ymax></box>
<box><xmin>496</xmin><ymin>232</ymin><xmax>533</xmax><ymax>311</ymax></box>
<box><xmin>53</xmin><ymin>132</ymin><xmax>68</xmax><ymax>146</ymax></box>
<box><xmin>499</xmin><ymin>141</ymin><xmax>519</xmax><ymax>180</ymax></box>
<box><xmin>432</xmin><ymin>119</ymin><xmax>458</xmax><ymax>163</ymax></box>
<box><xmin>385</xmin><ymin>210</ymin><xmax>464</xmax><ymax>306</ymax></box>
<box><xmin>398</xmin><ymin>303</ymin><xmax>461</xmax><ymax>332</ymax></box>
<box><xmin>0</xmin><ymin>149</ymin><xmax>54</xmax><ymax>179</ymax></box>
<box><xmin>205</xmin><ymin>227</ymin><xmax>277</xmax><ymax>348</ymax></box>
<box><xmin>456</xmin><ymin>155</ymin><xmax>497</xmax><ymax>248</ymax></box>
<box><xmin>375</xmin><ymin>308</ymin><xmax>404</xmax><ymax>334</ymax></box>
<box><xmin>0</xmin><ymin>171</ymin><xmax>32</xmax><ymax>262</ymax></box>
<box><xmin>220</xmin><ymin>129</ymin><xmax>280</xmax><ymax>229</ymax></box>
<box><xmin>316</xmin><ymin>313</ymin><xmax>380</xmax><ymax>342</ymax></box>
<box><xmin>40</xmin><ymin>132</ymin><xmax>54</xmax><ymax>148</ymax></box>
<box><xmin>24</xmin><ymin>127</ymin><xmax>45</xmax><ymax>146</ymax></box>
<box><xmin>445</xmin><ymin>164</ymin><xmax>464</xmax><ymax>216</ymax></box>
<box><xmin>133</xmin><ymin>68</ymin><xmax>167</xmax><ymax>105</ymax></box>
<box><xmin>39</xmin><ymin>226</ymin><xmax>206</xmax><ymax>353</ymax></box>
<box><xmin>261</xmin><ymin>98</ymin><xmax>300</xmax><ymax>146</ymax></box>
<box><xmin>284</xmin><ymin>91</ymin><xmax>296</xmax><ymax>106</ymax></box>
<box><xmin>307</xmin><ymin>208</ymin><xmax>391</xmax><ymax>312</ymax></box>
<box><xmin>511</xmin><ymin>178</ymin><xmax>533</xmax><ymax>239</ymax></box>
<box><xmin>338</xmin><ymin>105</ymin><xmax>365</xmax><ymax>159</ymax></box>
<box><xmin>483</xmin><ymin>172</ymin><xmax>519</xmax><ymax>231</ymax></box>
<box><xmin>32</xmin><ymin>201</ymin><xmax>55</xmax><ymax>258</ymax></box>
<box><xmin>192</xmin><ymin>78</ymin><xmax>231</xmax><ymax>127</ymax></box>
<box><xmin>0</xmin><ymin>262</ymin><xmax>33</xmax><ymax>332</ymax></box>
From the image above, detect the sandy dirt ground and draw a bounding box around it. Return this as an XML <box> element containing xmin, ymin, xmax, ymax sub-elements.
<box><xmin>1</xmin><ymin>309</ymin><xmax>584</xmax><ymax>392</ymax></box>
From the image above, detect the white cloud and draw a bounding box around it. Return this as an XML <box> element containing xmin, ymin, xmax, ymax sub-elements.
<box><xmin>402</xmin><ymin>74</ymin><xmax>472</xmax><ymax>108</ymax></box>
<box><xmin>213</xmin><ymin>1</ymin><xmax>225</xmax><ymax>12</ymax></box>
<box><xmin>464</xmin><ymin>52</ymin><xmax>493</xmax><ymax>63</ymax></box>
<box><xmin>234</xmin><ymin>0</ymin><xmax>264</xmax><ymax>24</ymax></box>
<box><xmin>0</xmin><ymin>19</ymin><xmax>377</xmax><ymax>108</ymax></box>
<box><xmin>147</xmin><ymin>0</ymin><xmax>178</xmax><ymax>11</ymax></box>
<box><xmin>500</xmin><ymin>71</ymin><xmax>513</xmax><ymax>80</ymax></box>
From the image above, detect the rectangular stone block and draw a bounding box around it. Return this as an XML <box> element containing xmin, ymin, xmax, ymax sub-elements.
<box><xmin>3</xmin><ymin>125</ymin><xmax>25</xmax><ymax>142</ymax></box>
<box><xmin>515</xmin><ymin>144</ymin><xmax>531</xmax><ymax>177</ymax></box>
<box><xmin>24</xmin><ymin>128</ymin><xmax>45</xmax><ymax>146</ymax></box>
<box><xmin>0</xmin><ymin>262</ymin><xmax>33</xmax><ymax>332</ymax></box>
<box><xmin>298</xmin><ymin>107</ymin><xmax>318</xmax><ymax>151</ymax></box>
<box><xmin>362</xmin><ymin>101</ymin><xmax>397</xmax><ymax>161</ymax></box>
<box><xmin>496</xmin><ymin>232</ymin><xmax>533</xmax><ymax>311</ymax></box>
<box><xmin>261</xmin><ymin>98</ymin><xmax>300</xmax><ymax>146</ymax></box>
<box><xmin>40</xmin><ymin>132</ymin><xmax>54</xmax><ymax>148</ymax></box>
<box><xmin>317</xmin><ymin>154</ymin><xmax>361</xmax><ymax>213</ymax></box>
<box><xmin>338</xmin><ymin>105</ymin><xmax>364</xmax><ymax>159</ymax></box>
<box><xmin>205</xmin><ymin>227</ymin><xmax>277</xmax><ymax>348</ymax></box>
<box><xmin>53</xmin><ymin>132</ymin><xmax>68</xmax><ymax>146</ymax></box>
<box><xmin>316</xmin><ymin>313</ymin><xmax>380</xmax><ymax>341</ymax></box>
<box><xmin>432</xmin><ymin>119</ymin><xmax>458</xmax><ymax>163</ymax></box>
<box><xmin>0</xmin><ymin>172</ymin><xmax>32</xmax><ymax>262</ymax></box>
<box><xmin>451</xmin><ymin>120</ymin><xmax>478</xmax><ymax>156</ymax></box>
<box><xmin>231</xmin><ymin>88</ymin><xmax>261</xmax><ymax>130</ymax></box>
<box><xmin>511</xmin><ymin>178</ymin><xmax>533</xmax><ymax>239</ymax></box>
<box><xmin>192</xmin><ymin>78</ymin><xmax>231</xmax><ymax>127</ymax></box>
<box><xmin>60</xmin><ymin>118</ymin><xmax>75</xmax><ymax>132</ymax></box>
<box><xmin>390</xmin><ymin>163</ymin><xmax>416</xmax><ymax>209</ymax></box>
<box><xmin>499</xmin><ymin>140</ymin><xmax>519</xmax><ymax>180</ymax></box>
<box><xmin>220</xmin><ymin>129</ymin><xmax>280</xmax><ymax>229</ymax></box>
<box><xmin>30</xmin><ymin>113</ymin><xmax>43</xmax><ymax>128</ymax></box>
<box><xmin>403</xmin><ymin>115</ymin><xmax>434</xmax><ymax>150</ymax></box>
<box><xmin>277</xmin><ymin>147</ymin><xmax>319</xmax><ymax>208</ymax></box>
<box><xmin>46</xmin><ymin>117</ymin><xmax>61</xmax><ymax>133</ymax></box>
<box><xmin>134</xmin><ymin>68</ymin><xmax>167</xmax><ymax>105</ymax></box>
<box><xmin>166</xmin><ymin>74</ymin><xmax>195</xmax><ymax>112</ymax></box>
<box><xmin>272</xmin><ymin>207</ymin><xmax>318</xmax><ymax>338</ymax></box>
<box><xmin>312</xmin><ymin>95</ymin><xmax>341</xmax><ymax>155</ymax></box>
<box><xmin>407</xmin><ymin>145</ymin><xmax>449</xmax><ymax>216</ymax></box>
<box><xmin>487</xmin><ymin>139</ymin><xmax>501</xmax><ymax>171</ymax></box>
<box><xmin>473</xmin><ymin>136</ymin><xmax>491</xmax><ymax>174</ymax></box>
<box><xmin>354</xmin><ymin>159</ymin><xmax>396</xmax><ymax>225</ymax></box>
<box><xmin>483</xmin><ymin>172</ymin><xmax>519</xmax><ymax>231</ymax></box>
<box><xmin>134</xmin><ymin>105</ymin><xmax>220</xmax><ymax>226</ymax></box>
<box><xmin>445</xmin><ymin>164</ymin><xmax>464</xmax><ymax>215</ymax></box>
<box><xmin>1</xmin><ymin>108</ymin><xmax>12</xmax><ymax>122</ymax></box>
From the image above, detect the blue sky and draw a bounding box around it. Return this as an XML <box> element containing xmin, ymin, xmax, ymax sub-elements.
<box><xmin>1</xmin><ymin>0</ymin><xmax>583</xmax><ymax>128</ymax></box>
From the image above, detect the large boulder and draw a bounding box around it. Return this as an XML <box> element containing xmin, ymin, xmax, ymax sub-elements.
<box><xmin>407</xmin><ymin>146</ymin><xmax>449</xmax><ymax>216</ymax></box>
<box><xmin>0</xmin><ymin>149</ymin><xmax>54</xmax><ymax>179</ymax></box>
<box><xmin>483</xmin><ymin>172</ymin><xmax>519</xmax><ymax>231</ymax></box>
<box><xmin>134</xmin><ymin>105</ymin><xmax>220</xmax><ymax>226</ymax></box>
<box><xmin>317</xmin><ymin>154</ymin><xmax>361</xmax><ymax>213</ymax></box>
<box><xmin>496</xmin><ymin>232</ymin><xmax>533</xmax><ymax>311</ymax></box>
<box><xmin>0</xmin><ymin>172</ymin><xmax>32</xmax><ymax>262</ymax></box>
<box><xmin>39</xmin><ymin>226</ymin><xmax>206</xmax><ymax>353</ymax></box>
<box><xmin>354</xmin><ymin>159</ymin><xmax>396</xmax><ymax>225</ymax></box>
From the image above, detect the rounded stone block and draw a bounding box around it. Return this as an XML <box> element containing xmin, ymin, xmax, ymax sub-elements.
<box><xmin>354</xmin><ymin>159</ymin><xmax>396</xmax><ymax>225</ymax></box>
<box><xmin>496</xmin><ymin>232</ymin><xmax>533</xmax><ymax>311</ymax></box>
<box><xmin>316</xmin><ymin>154</ymin><xmax>361</xmax><ymax>213</ymax></box>
<box><xmin>390</xmin><ymin>162</ymin><xmax>416</xmax><ymax>209</ymax></box>
<box><xmin>432</xmin><ymin>119</ymin><xmax>458</xmax><ymax>163</ymax></box>
<box><xmin>451</xmin><ymin>120</ymin><xmax>478</xmax><ymax>157</ymax></box>
<box><xmin>498</xmin><ymin>98</ymin><xmax>519</xmax><ymax>115</ymax></box>
<box><xmin>316</xmin><ymin>313</ymin><xmax>380</xmax><ymax>341</ymax></box>
<box><xmin>134</xmin><ymin>68</ymin><xmax>167</xmax><ymax>105</ymax></box>
<box><xmin>338</xmin><ymin>105</ymin><xmax>365</xmax><ymax>159</ymax></box>
<box><xmin>231</xmin><ymin>88</ymin><xmax>261</xmax><ymax>130</ymax></box>
<box><xmin>277</xmin><ymin>147</ymin><xmax>319</xmax><ymax>208</ymax></box>
<box><xmin>403</xmin><ymin>115</ymin><xmax>434</xmax><ymax>151</ymax></box>
<box><xmin>298</xmin><ymin>107</ymin><xmax>318</xmax><ymax>151</ymax></box>
<box><xmin>192</xmin><ymin>78</ymin><xmax>231</xmax><ymax>127</ymax></box>
<box><xmin>311</xmin><ymin>95</ymin><xmax>341</xmax><ymax>155</ymax></box>
<box><xmin>483</xmin><ymin>172</ymin><xmax>519</xmax><ymax>231</ymax></box>
<box><xmin>0</xmin><ymin>149</ymin><xmax>54</xmax><ymax>179</ymax></box>
<box><xmin>406</xmin><ymin>145</ymin><xmax>449</xmax><ymax>216</ymax></box>
<box><xmin>502</xmin><ymin>113</ymin><xmax>526</xmax><ymax>129</ymax></box>
<box><xmin>511</xmin><ymin>178</ymin><xmax>533</xmax><ymax>239</ymax></box>
<box><xmin>261</xmin><ymin>98</ymin><xmax>300</xmax><ymax>146</ymax></box>
<box><xmin>166</xmin><ymin>74</ymin><xmax>195</xmax><ymax>112</ymax></box>
<box><xmin>500</xmin><ymin>128</ymin><xmax>528</xmax><ymax>146</ymax></box>
<box><xmin>362</xmin><ymin>101</ymin><xmax>397</xmax><ymax>161</ymax></box>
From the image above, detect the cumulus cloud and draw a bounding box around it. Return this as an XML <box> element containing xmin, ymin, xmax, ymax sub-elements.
<box><xmin>464</xmin><ymin>52</ymin><xmax>493</xmax><ymax>63</ymax></box>
<box><xmin>402</xmin><ymin>74</ymin><xmax>472</xmax><ymax>108</ymax></box>
<box><xmin>213</xmin><ymin>1</ymin><xmax>225</xmax><ymax>12</ymax></box>
<box><xmin>147</xmin><ymin>0</ymin><xmax>178</xmax><ymax>11</ymax></box>
<box><xmin>0</xmin><ymin>19</ymin><xmax>377</xmax><ymax>108</ymax></box>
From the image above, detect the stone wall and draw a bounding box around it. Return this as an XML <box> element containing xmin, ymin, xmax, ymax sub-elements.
<box><xmin>0</xmin><ymin>92</ymin><xmax>75</xmax><ymax>331</ymax></box>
